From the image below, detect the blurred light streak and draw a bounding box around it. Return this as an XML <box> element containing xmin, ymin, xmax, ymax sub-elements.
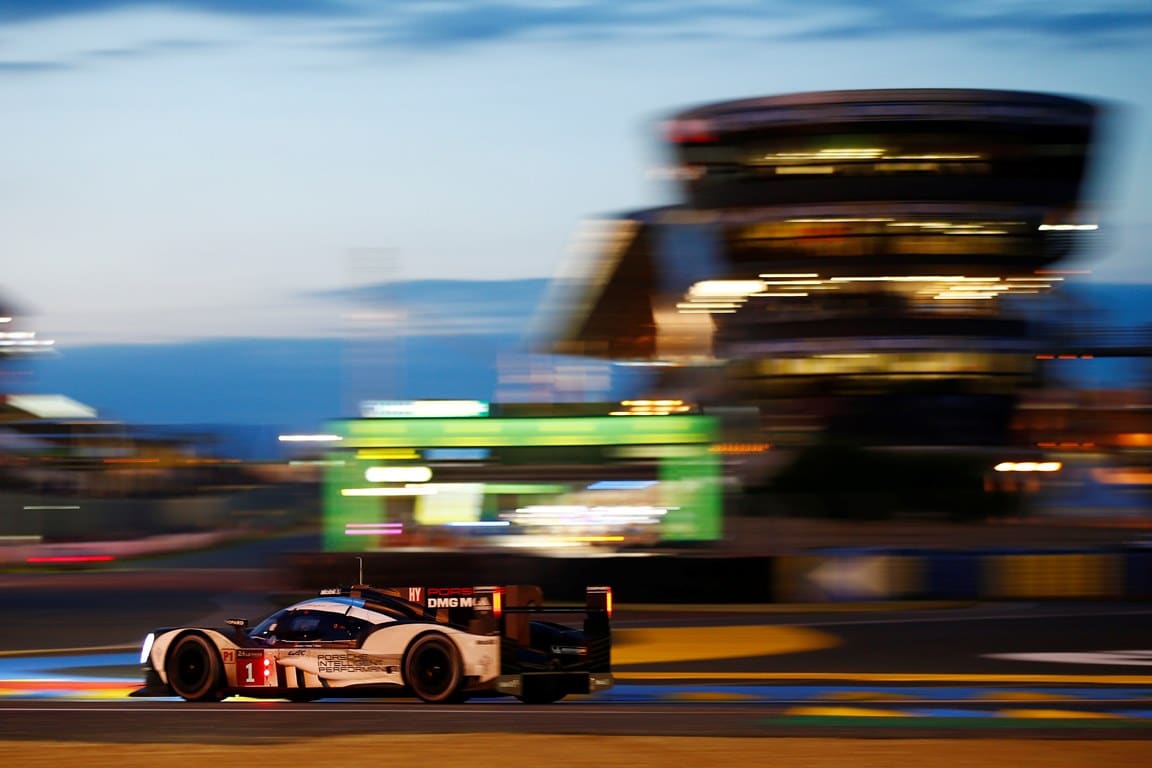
<box><xmin>758</xmin><ymin>272</ymin><xmax>820</xmax><ymax>278</ymax></box>
<box><xmin>364</xmin><ymin>466</ymin><xmax>433</xmax><ymax>483</ymax></box>
<box><xmin>587</xmin><ymin>480</ymin><xmax>658</xmax><ymax>491</ymax></box>
<box><xmin>344</xmin><ymin>523</ymin><xmax>403</xmax><ymax>535</ymax></box>
<box><xmin>341</xmin><ymin>486</ymin><xmax>437</xmax><ymax>496</ymax></box>
<box><xmin>502</xmin><ymin>504</ymin><xmax>669</xmax><ymax>526</ymax></box>
<box><xmin>361</xmin><ymin>400</ymin><xmax>489</xmax><ymax>418</ymax></box>
<box><xmin>687</xmin><ymin>280</ymin><xmax>766</xmax><ymax>298</ymax></box>
<box><xmin>444</xmin><ymin>521</ymin><xmax>511</xmax><ymax>527</ymax></box>
<box><xmin>994</xmin><ymin>461</ymin><xmax>1063</xmax><ymax>472</ymax></box>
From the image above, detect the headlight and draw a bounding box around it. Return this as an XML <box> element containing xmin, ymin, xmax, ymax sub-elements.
<box><xmin>139</xmin><ymin>633</ymin><xmax>155</xmax><ymax>665</ymax></box>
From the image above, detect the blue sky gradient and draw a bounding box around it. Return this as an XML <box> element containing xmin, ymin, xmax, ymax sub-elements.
<box><xmin>1</xmin><ymin>0</ymin><xmax>1149</xmax><ymax>354</ymax></box>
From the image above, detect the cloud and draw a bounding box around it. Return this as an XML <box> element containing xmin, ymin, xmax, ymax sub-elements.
<box><xmin>0</xmin><ymin>61</ymin><xmax>73</xmax><ymax>74</ymax></box>
<box><xmin>359</xmin><ymin>3</ymin><xmax>641</xmax><ymax>49</ymax></box>
<box><xmin>782</xmin><ymin>2</ymin><xmax>1152</xmax><ymax>46</ymax></box>
<box><xmin>0</xmin><ymin>40</ymin><xmax>224</xmax><ymax>78</ymax></box>
<box><xmin>0</xmin><ymin>0</ymin><xmax>351</xmax><ymax>24</ymax></box>
<box><xmin>303</xmin><ymin>1</ymin><xmax>1152</xmax><ymax>52</ymax></box>
<box><xmin>82</xmin><ymin>38</ymin><xmax>225</xmax><ymax>60</ymax></box>
<box><xmin>3</xmin><ymin>1</ymin><xmax>1149</xmax><ymax>59</ymax></box>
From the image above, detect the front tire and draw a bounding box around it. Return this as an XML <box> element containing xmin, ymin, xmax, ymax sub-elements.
<box><xmin>404</xmin><ymin>634</ymin><xmax>463</xmax><ymax>704</ymax></box>
<box><xmin>166</xmin><ymin>634</ymin><xmax>225</xmax><ymax>702</ymax></box>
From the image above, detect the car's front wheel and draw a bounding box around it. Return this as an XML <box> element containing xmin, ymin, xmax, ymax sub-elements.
<box><xmin>166</xmin><ymin>634</ymin><xmax>225</xmax><ymax>702</ymax></box>
<box><xmin>403</xmin><ymin>633</ymin><xmax>463</xmax><ymax>704</ymax></box>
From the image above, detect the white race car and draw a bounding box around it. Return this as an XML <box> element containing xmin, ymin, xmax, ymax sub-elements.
<box><xmin>132</xmin><ymin>583</ymin><xmax>613</xmax><ymax>704</ymax></box>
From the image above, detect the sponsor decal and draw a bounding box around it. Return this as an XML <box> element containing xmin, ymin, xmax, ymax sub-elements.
<box><xmin>473</xmin><ymin>595</ymin><xmax>491</xmax><ymax>612</ymax></box>
<box><xmin>287</xmin><ymin>649</ymin><xmax>308</xmax><ymax>657</ymax></box>
<box><xmin>426</xmin><ymin>586</ymin><xmax>474</xmax><ymax>609</ymax></box>
<box><xmin>317</xmin><ymin>654</ymin><xmax>399</xmax><ymax>675</ymax></box>
<box><xmin>408</xmin><ymin>587</ymin><xmax>424</xmax><ymax>603</ymax></box>
<box><xmin>235</xmin><ymin>649</ymin><xmax>273</xmax><ymax>687</ymax></box>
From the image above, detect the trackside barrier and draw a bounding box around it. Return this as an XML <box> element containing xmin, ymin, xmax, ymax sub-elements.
<box><xmin>983</xmin><ymin>552</ymin><xmax>1122</xmax><ymax>599</ymax></box>
<box><xmin>777</xmin><ymin>548</ymin><xmax>1146</xmax><ymax>601</ymax></box>
<box><xmin>773</xmin><ymin>554</ymin><xmax>923</xmax><ymax>602</ymax></box>
<box><xmin>281</xmin><ymin>548</ymin><xmax>1151</xmax><ymax>604</ymax></box>
<box><xmin>1125</xmin><ymin>550</ymin><xmax>1152</xmax><ymax>599</ymax></box>
<box><xmin>282</xmin><ymin>551</ymin><xmax>776</xmax><ymax>603</ymax></box>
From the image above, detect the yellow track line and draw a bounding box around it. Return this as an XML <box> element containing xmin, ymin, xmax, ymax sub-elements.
<box><xmin>613</xmin><ymin>626</ymin><xmax>839</xmax><ymax>664</ymax></box>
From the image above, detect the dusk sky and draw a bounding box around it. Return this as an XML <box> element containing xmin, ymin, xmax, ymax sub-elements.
<box><xmin>3</xmin><ymin>1</ymin><xmax>1150</xmax><ymax>348</ymax></box>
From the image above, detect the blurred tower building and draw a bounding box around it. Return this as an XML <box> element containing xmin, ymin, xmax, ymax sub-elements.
<box><xmin>539</xmin><ymin>89</ymin><xmax>1102</xmax><ymax>449</ymax></box>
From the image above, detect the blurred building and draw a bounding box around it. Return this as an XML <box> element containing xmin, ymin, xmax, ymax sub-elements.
<box><xmin>0</xmin><ymin>291</ymin><xmax>298</xmax><ymax>543</ymax></box>
<box><xmin>540</xmin><ymin>89</ymin><xmax>1105</xmax><ymax>450</ymax></box>
<box><xmin>0</xmin><ymin>294</ymin><xmax>55</xmax><ymax>366</ymax></box>
<box><xmin>317</xmin><ymin>399</ymin><xmax>722</xmax><ymax>550</ymax></box>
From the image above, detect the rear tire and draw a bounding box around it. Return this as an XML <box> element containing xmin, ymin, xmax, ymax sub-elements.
<box><xmin>404</xmin><ymin>634</ymin><xmax>463</xmax><ymax>704</ymax></box>
<box><xmin>166</xmin><ymin>634</ymin><xmax>225</xmax><ymax>702</ymax></box>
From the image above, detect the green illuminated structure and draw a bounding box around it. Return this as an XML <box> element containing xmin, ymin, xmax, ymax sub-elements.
<box><xmin>322</xmin><ymin>413</ymin><xmax>720</xmax><ymax>550</ymax></box>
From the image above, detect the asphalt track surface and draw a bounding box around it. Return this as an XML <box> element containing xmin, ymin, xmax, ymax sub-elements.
<box><xmin>2</xmin><ymin>535</ymin><xmax>1151</xmax><ymax>742</ymax></box>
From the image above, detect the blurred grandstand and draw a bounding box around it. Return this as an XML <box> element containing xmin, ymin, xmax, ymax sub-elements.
<box><xmin>531</xmin><ymin>89</ymin><xmax>1150</xmax><ymax>521</ymax></box>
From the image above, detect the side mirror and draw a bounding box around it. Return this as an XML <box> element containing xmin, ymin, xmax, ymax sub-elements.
<box><xmin>226</xmin><ymin>618</ymin><xmax>249</xmax><ymax>635</ymax></box>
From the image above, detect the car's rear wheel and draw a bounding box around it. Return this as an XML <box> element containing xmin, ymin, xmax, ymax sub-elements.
<box><xmin>166</xmin><ymin>634</ymin><xmax>225</xmax><ymax>702</ymax></box>
<box><xmin>404</xmin><ymin>634</ymin><xmax>463</xmax><ymax>704</ymax></box>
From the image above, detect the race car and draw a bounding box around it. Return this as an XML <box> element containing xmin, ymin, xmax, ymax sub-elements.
<box><xmin>131</xmin><ymin>583</ymin><xmax>613</xmax><ymax>704</ymax></box>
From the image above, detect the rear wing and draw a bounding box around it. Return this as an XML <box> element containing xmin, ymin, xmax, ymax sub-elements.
<box><xmin>466</xmin><ymin>585</ymin><xmax>612</xmax><ymax>638</ymax></box>
<box><xmin>468</xmin><ymin>585</ymin><xmax>612</xmax><ymax>679</ymax></box>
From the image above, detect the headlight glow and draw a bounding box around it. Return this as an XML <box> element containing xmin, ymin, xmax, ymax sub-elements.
<box><xmin>139</xmin><ymin>633</ymin><xmax>155</xmax><ymax>665</ymax></box>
